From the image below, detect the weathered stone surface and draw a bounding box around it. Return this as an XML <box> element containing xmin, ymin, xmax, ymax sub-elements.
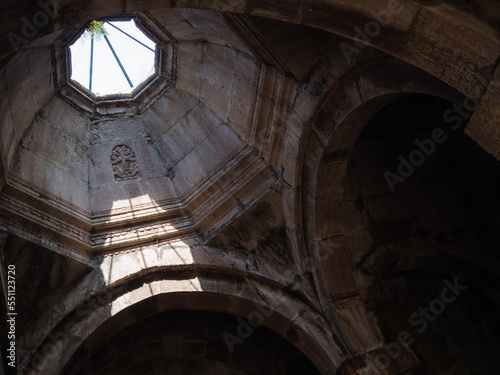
<box><xmin>172</xmin><ymin>123</ymin><xmax>243</xmax><ymax>194</ymax></box>
<box><xmin>27</xmin><ymin>46</ymin><xmax>54</xmax><ymax>110</ymax></box>
<box><xmin>334</xmin><ymin>296</ymin><xmax>382</xmax><ymax>352</ymax></box>
<box><xmin>158</xmin><ymin>103</ymin><xmax>219</xmax><ymax>165</ymax></box>
<box><xmin>142</xmin><ymin>89</ymin><xmax>198</xmax><ymax>138</ymax></box>
<box><xmin>247</xmin><ymin>0</ymin><xmax>302</xmax><ymax>22</ymax></box>
<box><xmin>90</xmin><ymin>176</ymin><xmax>177</xmax><ymax>214</ymax></box>
<box><xmin>228</xmin><ymin>52</ymin><xmax>258</xmax><ymax>140</ymax></box>
<box><xmin>125</xmin><ymin>0</ymin><xmax>174</xmax><ymax>12</ymax></box>
<box><xmin>2</xmin><ymin>4</ymin><xmax>500</xmax><ymax>375</ymax></box>
<box><xmin>199</xmin><ymin>0</ymin><xmax>246</xmax><ymax>13</ymax></box>
<box><xmin>5</xmin><ymin>52</ymin><xmax>35</xmax><ymax>144</ymax></box>
<box><xmin>176</xmin><ymin>41</ymin><xmax>204</xmax><ymax>96</ymax></box>
<box><xmin>11</xmin><ymin>138</ymin><xmax>90</xmax><ymax>210</ymax></box>
<box><xmin>21</xmin><ymin>117</ymin><xmax>88</xmax><ymax>181</ymax></box>
<box><xmin>2</xmin><ymin>235</ymin><xmax>91</xmax><ymax>338</ymax></box>
<box><xmin>465</xmin><ymin>63</ymin><xmax>500</xmax><ymax>158</ymax></box>
<box><xmin>200</xmin><ymin>43</ymin><xmax>236</xmax><ymax>121</ymax></box>
<box><xmin>304</xmin><ymin>0</ymin><xmax>419</xmax><ymax>59</ymax></box>
<box><xmin>403</xmin><ymin>8</ymin><xmax>500</xmax><ymax>96</ymax></box>
<box><xmin>0</xmin><ymin>75</ymin><xmax>14</xmax><ymax>163</ymax></box>
<box><xmin>208</xmin><ymin>189</ymin><xmax>292</xmax><ymax>266</ymax></box>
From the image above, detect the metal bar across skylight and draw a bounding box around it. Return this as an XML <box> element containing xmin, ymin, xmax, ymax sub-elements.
<box><xmin>70</xmin><ymin>19</ymin><xmax>156</xmax><ymax>96</ymax></box>
<box><xmin>103</xmin><ymin>33</ymin><xmax>134</xmax><ymax>88</ymax></box>
<box><xmin>89</xmin><ymin>37</ymin><xmax>94</xmax><ymax>91</ymax></box>
<box><xmin>106</xmin><ymin>22</ymin><xmax>156</xmax><ymax>52</ymax></box>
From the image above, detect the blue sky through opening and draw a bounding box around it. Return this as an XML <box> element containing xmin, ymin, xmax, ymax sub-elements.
<box><xmin>69</xmin><ymin>20</ymin><xmax>156</xmax><ymax>96</ymax></box>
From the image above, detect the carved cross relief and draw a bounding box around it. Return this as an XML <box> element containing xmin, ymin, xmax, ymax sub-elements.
<box><xmin>110</xmin><ymin>145</ymin><xmax>140</xmax><ymax>182</ymax></box>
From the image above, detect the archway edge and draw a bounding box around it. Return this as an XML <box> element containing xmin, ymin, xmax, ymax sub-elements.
<box><xmin>297</xmin><ymin>56</ymin><xmax>464</xmax><ymax>355</ymax></box>
<box><xmin>17</xmin><ymin>242</ymin><xmax>323</xmax><ymax>369</ymax></box>
<box><xmin>21</xmin><ymin>275</ymin><xmax>342</xmax><ymax>375</ymax></box>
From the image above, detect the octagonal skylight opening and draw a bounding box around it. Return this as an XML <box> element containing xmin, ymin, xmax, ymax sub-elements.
<box><xmin>69</xmin><ymin>19</ymin><xmax>157</xmax><ymax>97</ymax></box>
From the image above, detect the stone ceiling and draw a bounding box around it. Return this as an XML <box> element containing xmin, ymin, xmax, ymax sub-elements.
<box><xmin>0</xmin><ymin>9</ymin><xmax>295</xmax><ymax>257</ymax></box>
<box><xmin>1</xmin><ymin>2</ymin><xmax>500</xmax><ymax>374</ymax></box>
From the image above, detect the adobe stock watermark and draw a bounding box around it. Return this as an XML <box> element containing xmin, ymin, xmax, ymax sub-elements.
<box><xmin>7</xmin><ymin>0</ymin><xmax>67</xmax><ymax>53</ymax></box>
<box><xmin>384</xmin><ymin>75</ymin><xmax>500</xmax><ymax>192</ymax></box>
<box><xmin>368</xmin><ymin>277</ymin><xmax>468</xmax><ymax>372</ymax></box>
<box><xmin>340</xmin><ymin>0</ymin><xmax>405</xmax><ymax>63</ymax></box>
<box><xmin>222</xmin><ymin>238</ymin><xmax>341</xmax><ymax>353</ymax></box>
